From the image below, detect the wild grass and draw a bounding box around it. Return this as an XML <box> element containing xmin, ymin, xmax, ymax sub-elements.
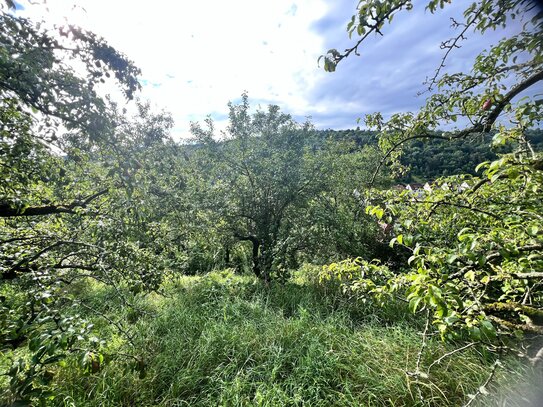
<box><xmin>21</xmin><ymin>269</ymin><xmax>534</xmax><ymax>406</ymax></box>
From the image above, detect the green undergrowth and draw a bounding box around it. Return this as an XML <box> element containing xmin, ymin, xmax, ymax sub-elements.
<box><xmin>15</xmin><ymin>269</ymin><xmax>535</xmax><ymax>406</ymax></box>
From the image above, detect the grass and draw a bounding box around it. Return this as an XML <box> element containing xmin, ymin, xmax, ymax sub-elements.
<box><xmin>5</xmin><ymin>269</ymin><xmax>535</xmax><ymax>406</ymax></box>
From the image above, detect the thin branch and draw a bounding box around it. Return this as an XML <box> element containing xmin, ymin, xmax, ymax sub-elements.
<box><xmin>448</xmin><ymin>243</ymin><xmax>543</xmax><ymax>281</ymax></box>
<box><xmin>53</xmin><ymin>264</ymin><xmax>99</xmax><ymax>271</ymax></box>
<box><xmin>328</xmin><ymin>1</ymin><xmax>410</xmax><ymax>67</ymax></box>
<box><xmin>78</xmin><ymin>301</ymin><xmax>136</xmax><ymax>347</ymax></box>
<box><xmin>485</xmin><ymin>244</ymin><xmax>543</xmax><ymax>263</ymax></box>
<box><xmin>4</xmin><ymin>239</ymin><xmax>107</xmax><ymax>279</ymax></box>
<box><xmin>0</xmin><ymin>235</ymin><xmax>41</xmax><ymax>244</ymax></box>
<box><xmin>427</xmin><ymin>342</ymin><xmax>476</xmax><ymax>372</ymax></box>
<box><xmin>462</xmin><ymin>360</ymin><xmax>500</xmax><ymax>407</ymax></box>
<box><xmin>9</xmin><ymin>241</ymin><xmax>65</xmax><ymax>273</ymax></box>
<box><xmin>407</xmin><ymin>309</ymin><xmax>430</xmax><ymax>404</ymax></box>
<box><xmin>426</xmin><ymin>200</ymin><xmax>501</xmax><ymax>219</ymax></box>
<box><xmin>514</xmin><ymin>272</ymin><xmax>543</xmax><ymax>279</ymax></box>
<box><xmin>369</xmin><ymin>133</ymin><xmax>452</xmax><ymax>185</ymax></box>
<box><xmin>426</xmin><ymin>6</ymin><xmax>486</xmax><ymax>91</ymax></box>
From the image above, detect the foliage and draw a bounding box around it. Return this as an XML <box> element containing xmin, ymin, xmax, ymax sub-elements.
<box><xmin>189</xmin><ymin>94</ymin><xmax>383</xmax><ymax>280</ymax></box>
<box><xmin>0</xmin><ymin>3</ymin><xmax>179</xmax><ymax>403</ymax></box>
<box><xmin>3</xmin><ymin>0</ymin><xmax>542</xmax><ymax>403</ymax></box>
<box><xmin>370</xmin><ymin>152</ymin><xmax>543</xmax><ymax>334</ymax></box>
<box><xmin>319</xmin><ymin>258</ymin><xmax>396</xmax><ymax>304</ymax></box>
<box><xmin>311</xmin><ymin>128</ymin><xmax>543</xmax><ymax>182</ymax></box>
<box><xmin>293</xmin><ymin>142</ymin><xmax>394</xmax><ymax>264</ymax></box>
<box><xmin>398</xmin><ymin>129</ymin><xmax>543</xmax><ymax>182</ymax></box>
<box><xmin>321</xmin><ymin>0</ymin><xmax>543</xmax><ymax>397</ymax></box>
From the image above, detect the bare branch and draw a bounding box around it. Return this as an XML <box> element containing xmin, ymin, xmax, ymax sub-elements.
<box><xmin>427</xmin><ymin>342</ymin><xmax>477</xmax><ymax>372</ymax></box>
<box><xmin>426</xmin><ymin>6</ymin><xmax>486</xmax><ymax>91</ymax></box>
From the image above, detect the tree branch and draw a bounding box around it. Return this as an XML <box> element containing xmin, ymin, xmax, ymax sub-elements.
<box><xmin>368</xmin><ymin>69</ymin><xmax>543</xmax><ymax>186</ymax></box>
<box><xmin>426</xmin><ymin>200</ymin><xmax>501</xmax><ymax>219</ymax></box>
<box><xmin>513</xmin><ymin>272</ymin><xmax>543</xmax><ymax>279</ymax></box>
<box><xmin>330</xmin><ymin>1</ymin><xmax>410</xmax><ymax>67</ymax></box>
<box><xmin>0</xmin><ymin>189</ymin><xmax>108</xmax><ymax>217</ymax></box>
<box><xmin>484</xmin><ymin>69</ymin><xmax>543</xmax><ymax>130</ymax></box>
<box><xmin>427</xmin><ymin>342</ymin><xmax>476</xmax><ymax>372</ymax></box>
<box><xmin>426</xmin><ymin>5</ymin><xmax>486</xmax><ymax>91</ymax></box>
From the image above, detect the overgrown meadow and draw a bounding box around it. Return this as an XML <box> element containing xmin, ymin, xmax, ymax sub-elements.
<box><xmin>2</xmin><ymin>0</ymin><xmax>543</xmax><ymax>405</ymax></box>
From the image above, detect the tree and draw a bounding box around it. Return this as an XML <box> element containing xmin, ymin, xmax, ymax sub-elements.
<box><xmin>291</xmin><ymin>141</ymin><xmax>392</xmax><ymax>264</ymax></box>
<box><xmin>0</xmin><ymin>2</ymin><xmax>174</xmax><ymax>402</ymax></box>
<box><xmin>191</xmin><ymin>94</ymin><xmax>347</xmax><ymax>281</ymax></box>
<box><xmin>320</xmin><ymin>0</ymin><xmax>543</xmax><ymax>401</ymax></box>
<box><xmin>1</xmin><ymin>0</ymin><xmax>140</xmax><ymax>218</ymax></box>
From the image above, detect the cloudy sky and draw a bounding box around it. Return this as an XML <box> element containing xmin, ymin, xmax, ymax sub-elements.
<box><xmin>16</xmin><ymin>0</ymin><xmax>533</xmax><ymax>138</ymax></box>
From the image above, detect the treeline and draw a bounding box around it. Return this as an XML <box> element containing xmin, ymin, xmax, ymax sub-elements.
<box><xmin>316</xmin><ymin>128</ymin><xmax>543</xmax><ymax>181</ymax></box>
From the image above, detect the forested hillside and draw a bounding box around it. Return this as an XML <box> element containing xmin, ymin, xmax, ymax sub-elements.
<box><xmin>320</xmin><ymin>128</ymin><xmax>543</xmax><ymax>181</ymax></box>
<box><xmin>1</xmin><ymin>0</ymin><xmax>542</xmax><ymax>406</ymax></box>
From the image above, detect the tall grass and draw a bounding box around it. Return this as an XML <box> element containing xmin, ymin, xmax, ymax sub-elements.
<box><xmin>43</xmin><ymin>270</ymin><xmax>531</xmax><ymax>406</ymax></box>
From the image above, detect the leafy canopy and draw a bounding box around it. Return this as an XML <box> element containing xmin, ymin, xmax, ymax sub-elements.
<box><xmin>320</xmin><ymin>0</ymin><xmax>543</xmax><ymax>364</ymax></box>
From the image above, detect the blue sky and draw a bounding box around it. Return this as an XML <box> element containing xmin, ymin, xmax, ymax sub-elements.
<box><xmin>18</xmin><ymin>0</ymin><xmax>536</xmax><ymax>138</ymax></box>
<box><xmin>309</xmin><ymin>0</ymin><xmax>528</xmax><ymax>129</ymax></box>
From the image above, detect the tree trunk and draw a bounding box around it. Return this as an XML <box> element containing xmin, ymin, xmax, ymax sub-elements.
<box><xmin>260</xmin><ymin>244</ymin><xmax>273</xmax><ymax>282</ymax></box>
<box><xmin>251</xmin><ymin>238</ymin><xmax>261</xmax><ymax>278</ymax></box>
<box><xmin>235</xmin><ymin>234</ymin><xmax>261</xmax><ymax>278</ymax></box>
<box><xmin>224</xmin><ymin>244</ymin><xmax>230</xmax><ymax>267</ymax></box>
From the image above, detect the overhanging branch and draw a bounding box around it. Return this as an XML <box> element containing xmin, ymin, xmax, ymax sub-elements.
<box><xmin>369</xmin><ymin>69</ymin><xmax>543</xmax><ymax>186</ymax></box>
<box><xmin>0</xmin><ymin>189</ymin><xmax>108</xmax><ymax>217</ymax></box>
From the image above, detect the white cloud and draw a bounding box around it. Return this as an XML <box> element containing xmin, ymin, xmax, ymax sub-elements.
<box><xmin>16</xmin><ymin>0</ymin><xmax>536</xmax><ymax>137</ymax></box>
<box><xmin>18</xmin><ymin>0</ymin><xmax>330</xmax><ymax>139</ymax></box>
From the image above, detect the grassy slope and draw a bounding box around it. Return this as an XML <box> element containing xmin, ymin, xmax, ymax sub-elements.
<box><xmin>40</xmin><ymin>269</ymin><xmax>534</xmax><ymax>407</ymax></box>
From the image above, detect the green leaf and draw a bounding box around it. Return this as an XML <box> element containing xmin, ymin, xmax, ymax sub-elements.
<box><xmin>447</xmin><ymin>254</ymin><xmax>459</xmax><ymax>264</ymax></box>
<box><xmin>389</xmin><ymin>237</ymin><xmax>397</xmax><ymax>248</ymax></box>
<box><xmin>469</xmin><ymin>326</ymin><xmax>482</xmax><ymax>341</ymax></box>
<box><xmin>528</xmin><ymin>225</ymin><xmax>539</xmax><ymax>236</ymax></box>
<box><xmin>464</xmin><ymin>270</ymin><xmax>476</xmax><ymax>282</ymax></box>
<box><xmin>42</xmin><ymin>355</ymin><xmax>65</xmax><ymax>365</ymax></box>
<box><xmin>475</xmin><ymin>161</ymin><xmax>489</xmax><ymax>173</ymax></box>
<box><xmin>480</xmin><ymin>320</ymin><xmax>496</xmax><ymax>339</ymax></box>
<box><xmin>409</xmin><ymin>296</ymin><xmax>423</xmax><ymax>313</ymax></box>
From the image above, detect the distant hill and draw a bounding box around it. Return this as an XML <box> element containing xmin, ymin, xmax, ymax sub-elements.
<box><xmin>315</xmin><ymin>128</ymin><xmax>543</xmax><ymax>182</ymax></box>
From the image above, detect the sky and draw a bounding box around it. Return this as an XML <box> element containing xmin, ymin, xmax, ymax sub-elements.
<box><xmin>15</xmin><ymin>0</ymin><xmax>536</xmax><ymax>139</ymax></box>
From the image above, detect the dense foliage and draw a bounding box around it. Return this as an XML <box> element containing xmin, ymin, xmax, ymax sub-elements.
<box><xmin>315</xmin><ymin>128</ymin><xmax>543</xmax><ymax>181</ymax></box>
<box><xmin>0</xmin><ymin>2</ymin><xmax>176</xmax><ymax>401</ymax></box>
<box><xmin>0</xmin><ymin>3</ymin><xmax>386</xmax><ymax>402</ymax></box>
<box><xmin>319</xmin><ymin>0</ymin><xmax>543</xmax><ymax>395</ymax></box>
<box><xmin>188</xmin><ymin>96</ymin><xmax>390</xmax><ymax>281</ymax></box>
<box><xmin>1</xmin><ymin>0</ymin><xmax>542</xmax><ymax>405</ymax></box>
